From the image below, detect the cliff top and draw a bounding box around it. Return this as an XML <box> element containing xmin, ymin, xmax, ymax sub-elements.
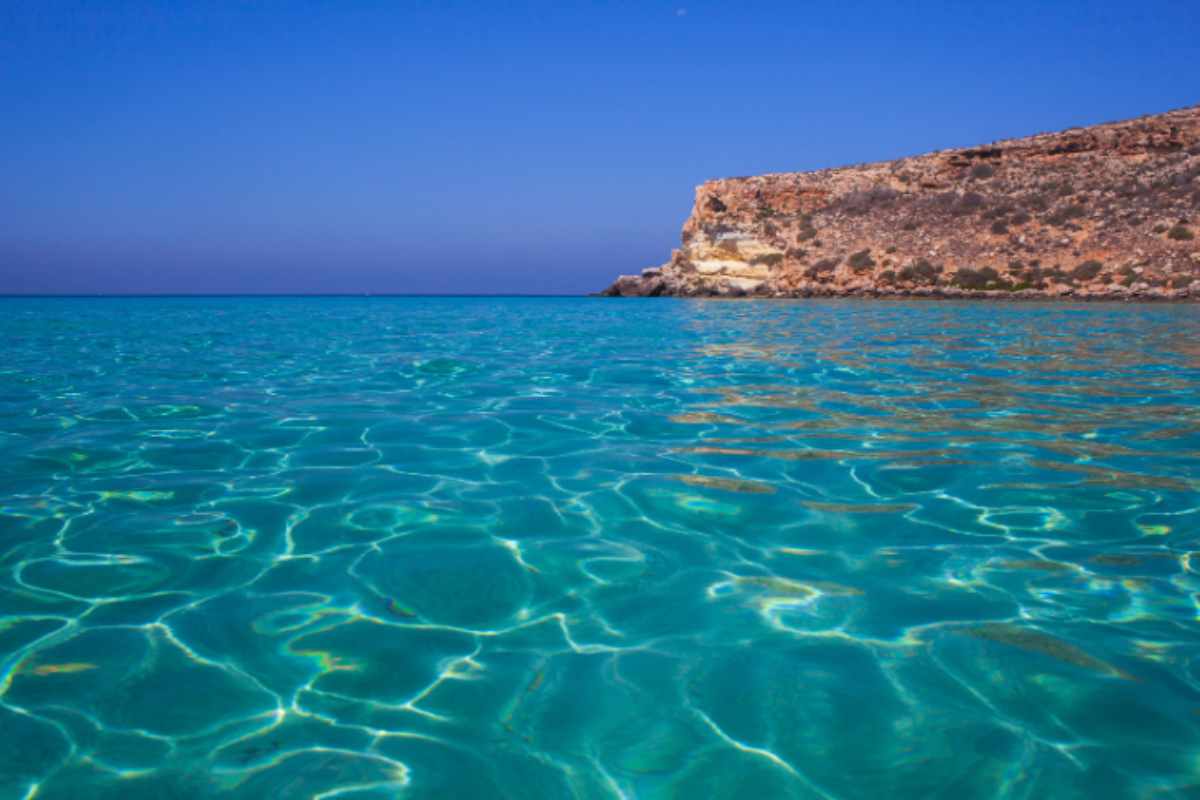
<box><xmin>706</xmin><ymin>104</ymin><xmax>1200</xmax><ymax>187</ymax></box>
<box><xmin>604</xmin><ymin>103</ymin><xmax>1200</xmax><ymax>300</ymax></box>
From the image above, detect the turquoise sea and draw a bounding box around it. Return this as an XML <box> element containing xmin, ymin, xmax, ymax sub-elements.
<box><xmin>2</xmin><ymin>296</ymin><xmax>1199</xmax><ymax>799</ymax></box>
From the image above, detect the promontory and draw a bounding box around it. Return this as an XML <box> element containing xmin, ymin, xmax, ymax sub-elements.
<box><xmin>602</xmin><ymin>104</ymin><xmax>1199</xmax><ymax>299</ymax></box>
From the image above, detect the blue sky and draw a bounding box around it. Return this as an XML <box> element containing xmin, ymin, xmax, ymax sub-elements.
<box><xmin>2</xmin><ymin>0</ymin><xmax>1196</xmax><ymax>294</ymax></box>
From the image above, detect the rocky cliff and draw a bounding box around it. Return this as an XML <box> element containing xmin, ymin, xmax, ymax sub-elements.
<box><xmin>603</xmin><ymin>105</ymin><xmax>1200</xmax><ymax>299</ymax></box>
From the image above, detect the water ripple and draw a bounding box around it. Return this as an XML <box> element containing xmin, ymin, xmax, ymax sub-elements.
<box><xmin>1</xmin><ymin>297</ymin><xmax>1199</xmax><ymax>798</ymax></box>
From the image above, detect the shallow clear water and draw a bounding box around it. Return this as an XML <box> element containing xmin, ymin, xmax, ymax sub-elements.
<box><xmin>2</xmin><ymin>296</ymin><xmax>1200</xmax><ymax>799</ymax></box>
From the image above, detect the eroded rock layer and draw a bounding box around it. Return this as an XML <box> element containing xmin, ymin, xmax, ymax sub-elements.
<box><xmin>604</xmin><ymin>105</ymin><xmax>1200</xmax><ymax>299</ymax></box>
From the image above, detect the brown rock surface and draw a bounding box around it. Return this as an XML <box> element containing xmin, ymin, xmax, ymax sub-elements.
<box><xmin>602</xmin><ymin>105</ymin><xmax>1200</xmax><ymax>299</ymax></box>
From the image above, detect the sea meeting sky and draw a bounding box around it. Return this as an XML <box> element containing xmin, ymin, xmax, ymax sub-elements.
<box><xmin>2</xmin><ymin>0</ymin><xmax>1197</xmax><ymax>295</ymax></box>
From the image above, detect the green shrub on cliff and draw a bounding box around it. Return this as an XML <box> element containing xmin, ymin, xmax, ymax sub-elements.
<box><xmin>1071</xmin><ymin>260</ymin><xmax>1103</xmax><ymax>281</ymax></box>
<box><xmin>847</xmin><ymin>249</ymin><xmax>875</xmax><ymax>270</ymax></box>
<box><xmin>1168</xmin><ymin>224</ymin><xmax>1194</xmax><ymax>240</ymax></box>
<box><xmin>1046</xmin><ymin>204</ymin><xmax>1086</xmax><ymax>226</ymax></box>
<box><xmin>1015</xmin><ymin>265</ymin><xmax>1047</xmax><ymax>289</ymax></box>
<box><xmin>805</xmin><ymin>257</ymin><xmax>840</xmax><ymax>279</ymax></box>
<box><xmin>796</xmin><ymin>214</ymin><xmax>818</xmax><ymax>241</ymax></box>
<box><xmin>952</xmin><ymin>266</ymin><xmax>1007</xmax><ymax>290</ymax></box>
<box><xmin>839</xmin><ymin>187</ymin><xmax>900</xmax><ymax>215</ymax></box>
<box><xmin>954</xmin><ymin>192</ymin><xmax>987</xmax><ymax>215</ymax></box>
<box><xmin>898</xmin><ymin>259</ymin><xmax>940</xmax><ymax>285</ymax></box>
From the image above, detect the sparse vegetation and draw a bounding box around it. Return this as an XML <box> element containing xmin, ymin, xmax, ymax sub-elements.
<box><xmin>1071</xmin><ymin>260</ymin><xmax>1103</xmax><ymax>281</ymax></box>
<box><xmin>898</xmin><ymin>259</ymin><xmax>940</xmax><ymax>285</ymax></box>
<box><xmin>1042</xmin><ymin>180</ymin><xmax>1075</xmax><ymax>197</ymax></box>
<box><xmin>839</xmin><ymin>186</ymin><xmax>900</xmax><ymax>215</ymax></box>
<box><xmin>1046</xmin><ymin>204</ymin><xmax>1086</xmax><ymax>226</ymax></box>
<box><xmin>1015</xmin><ymin>265</ymin><xmax>1047</xmax><ymax>289</ymax></box>
<box><xmin>796</xmin><ymin>214</ymin><xmax>818</xmax><ymax>241</ymax></box>
<box><xmin>955</xmin><ymin>192</ymin><xmax>987</xmax><ymax>215</ymax></box>
<box><xmin>952</xmin><ymin>266</ymin><xmax>1006</xmax><ymax>290</ymax></box>
<box><xmin>848</xmin><ymin>249</ymin><xmax>875</xmax><ymax>270</ymax></box>
<box><xmin>805</xmin><ymin>257</ymin><xmax>840</xmax><ymax>279</ymax></box>
<box><xmin>630</xmin><ymin>105</ymin><xmax>1198</xmax><ymax>299</ymax></box>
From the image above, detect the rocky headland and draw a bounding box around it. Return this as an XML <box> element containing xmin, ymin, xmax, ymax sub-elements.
<box><xmin>603</xmin><ymin>105</ymin><xmax>1200</xmax><ymax>299</ymax></box>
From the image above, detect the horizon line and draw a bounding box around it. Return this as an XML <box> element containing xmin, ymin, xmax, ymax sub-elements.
<box><xmin>0</xmin><ymin>292</ymin><xmax>599</xmax><ymax>299</ymax></box>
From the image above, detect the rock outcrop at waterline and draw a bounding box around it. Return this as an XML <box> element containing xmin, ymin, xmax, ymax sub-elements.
<box><xmin>603</xmin><ymin>105</ymin><xmax>1200</xmax><ymax>299</ymax></box>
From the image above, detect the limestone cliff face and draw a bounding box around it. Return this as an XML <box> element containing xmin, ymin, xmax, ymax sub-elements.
<box><xmin>604</xmin><ymin>105</ymin><xmax>1200</xmax><ymax>299</ymax></box>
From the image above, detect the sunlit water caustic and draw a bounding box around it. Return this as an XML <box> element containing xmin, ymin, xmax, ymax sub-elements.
<box><xmin>3</xmin><ymin>297</ymin><xmax>1200</xmax><ymax>799</ymax></box>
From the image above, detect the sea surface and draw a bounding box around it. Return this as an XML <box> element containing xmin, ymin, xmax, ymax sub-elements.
<box><xmin>2</xmin><ymin>296</ymin><xmax>1199</xmax><ymax>799</ymax></box>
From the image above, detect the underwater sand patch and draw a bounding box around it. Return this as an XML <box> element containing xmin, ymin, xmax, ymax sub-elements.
<box><xmin>669</xmin><ymin>412</ymin><xmax>748</xmax><ymax>426</ymax></box>
<box><xmin>1090</xmin><ymin>553</ymin><xmax>1142</xmax><ymax>567</ymax></box>
<box><xmin>803</xmin><ymin>500</ymin><xmax>917</xmax><ymax>514</ymax></box>
<box><xmin>959</xmin><ymin>623</ymin><xmax>1132</xmax><ymax>680</ymax></box>
<box><xmin>1028</xmin><ymin>459</ymin><xmax>1195</xmax><ymax>492</ymax></box>
<box><xmin>26</xmin><ymin>662</ymin><xmax>97</xmax><ymax>676</ymax></box>
<box><xmin>673</xmin><ymin>474</ymin><xmax>776</xmax><ymax>494</ymax></box>
<box><xmin>731</xmin><ymin>574</ymin><xmax>862</xmax><ymax>597</ymax></box>
<box><xmin>995</xmin><ymin>559</ymin><xmax>1075</xmax><ymax>572</ymax></box>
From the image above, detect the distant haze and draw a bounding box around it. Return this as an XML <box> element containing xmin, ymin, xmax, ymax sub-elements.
<box><xmin>2</xmin><ymin>0</ymin><xmax>1197</xmax><ymax>294</ymax></box>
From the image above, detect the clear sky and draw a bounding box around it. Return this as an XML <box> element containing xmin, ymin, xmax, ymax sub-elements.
<box><xmin>2</xmin><ymin>1</ymin><xmax>1197</xmax><ymax>294</ymax></box>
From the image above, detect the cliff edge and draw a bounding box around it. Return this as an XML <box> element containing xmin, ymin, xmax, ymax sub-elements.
<box><xmin>603</xmin><ymin>105</ymin><xmax>1200</xmax><ymax>299</ymax></box>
